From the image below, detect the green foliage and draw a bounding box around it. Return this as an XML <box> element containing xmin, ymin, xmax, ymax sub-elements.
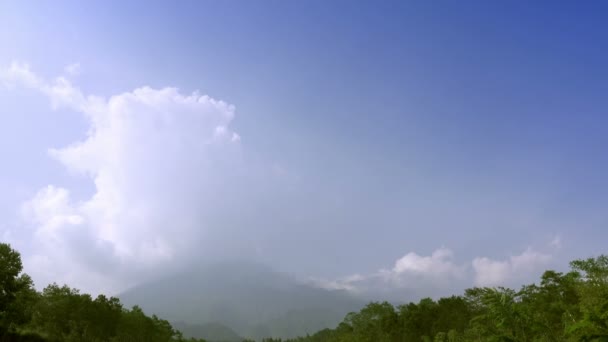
<box><xmin>0</xmin><ymin>242</ymin><xmax>206</xmax><ymax>342</ymax></box>
<box><xmin>1</xmin><ymin>241</ymin><xmax>607</xmax><ymax>342</ymax></box>
<box><xmin>0</xmin><ymin>243</ymin><xmax>38</xmax><ymax>328</ymax></box>
<box><xmin>279</xmin><ymin>255</ymin><xmax>608</xmax><ymax>342</ymax></box>
<box><xmin>566</xmin><ymin>256</ymin><xmax>608</xmax><ymax>341</ymax></box>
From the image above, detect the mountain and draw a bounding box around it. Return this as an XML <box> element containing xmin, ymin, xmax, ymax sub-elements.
<box><xmin>119</xmin><ymin>261</ymin><xmax>364</xmax><ymax>341</ymax></box>
<box><xmin>172</xmin><ymin>321</ymin><xmax>243</xmax><ymax>342</ymax></box>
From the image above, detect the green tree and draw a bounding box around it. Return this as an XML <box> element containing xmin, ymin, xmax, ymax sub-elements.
<box><xmin>399</xmin><ymin>297</ymin><xmax>438</xmax><ymax>341</ymax></box>
<box><xmin>355</xmin><ymin>301</ymin><xmax>399</xmax><ymax>342</ymax></box>
<box><xmin>434</xmin><ymin>296</ymin><xmax>473</xmax><ymax>336</ymax></box>
<box><xmin>566</xmin><ymin>256</ymin><xmax>608</xmax><ymax>341</ymax></box>
<box><xmin>0</xmin><ymin>243</ymin><xmax>38</xmax><ymax>329</ymax></box>
<box><xmin>466</xmin><ymin>287</ymin><xmax>532</xmax><ymax>341</ymax></box>
<box><xmin>517</xmin><ymin>270</ymin><xmax>580</xmax><ymax>341</ymax></box>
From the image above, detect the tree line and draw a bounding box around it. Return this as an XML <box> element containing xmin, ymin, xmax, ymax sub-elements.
<box><xmin>261</xmin><ymin>255</ymin><xmax>608</xmax><ymax>342</ymax></box>
<box><xmin>0</xmin><ymin>243</ymin><xmax>206</xmax><ymax>342</ymax></box>
<box><xmin>2</xmin><ymin>241</ymin><xmax>607</xmax><ymax>341</ymax></box>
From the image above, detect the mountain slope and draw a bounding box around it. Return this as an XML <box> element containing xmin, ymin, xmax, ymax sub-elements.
<box><xmin>172</xmin><ymin>321</ymin><xmax>243</xmax><ymax>342</ymax></box>
<box><xmin>119</xmin><ymin>261</ymin><xmax>364</xmax><ymax>340</ymax></box>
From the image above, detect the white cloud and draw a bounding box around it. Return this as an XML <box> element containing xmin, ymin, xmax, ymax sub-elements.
<box><xmin>312</xmin><ymin>245</ymin><xmax>556</xmax><ymax>300</ymax></box>
<box><xmin>308</xmin><ymin>274</ymin><xmax>365</xmax><ymax>292</ymax></box>
<box><xmin>310</xmin><ymin>248</ymin><xmax>467</xmax><ymax>299</ymax></box>
<box><xmin>5</xmin><ymin>62</ymin><xmax>242</xmax><ymax>294</ymax></box>
<box><xmin>374</xmin><ymin>248</ymin><xmax>467</xmax><ymax>296</ymax></box>
<box><xmin>3</xmin><ymin>62</ymin><xmax>90</xmax><ymax>111</ymax></box>
<box><xmin>64</xmin><ymin>63</ymin><xmax>82</xmax><ymax>76</ymax></box>
<box><xmin>472</xmin><ymin>248</ymin><xmax>552</xmax><ymax>287</ymax></box>
<box><xmin>391</xmin><ymin>247</ymin><xmax>464</xmax><ymax>277</ymax></box>
<box><xmin>0</xmin><ymin>62</ymin><xmax>565</xmax><ymax>299</ymax></box>
<box><xmin>549</xmin><ymin>235</ymin><xmax>562</xmax><ymax>249</ymax></box>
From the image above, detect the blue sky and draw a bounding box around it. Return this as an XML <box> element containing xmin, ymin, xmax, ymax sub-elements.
<box><xmin>1</xmin><ymin>1</ymin><xmax>607</xmax><ymax>298</ymax></box>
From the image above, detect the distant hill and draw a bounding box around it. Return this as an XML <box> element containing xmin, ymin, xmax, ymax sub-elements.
<box><xmin>119</xmin><ymin>261</ymin><xmax>364</xmax><ymax>341</ymax></box>
<box><xmin>172</xmin><ymin>321</ymin><xmax>243</xmax><ymax>342</ymax></box>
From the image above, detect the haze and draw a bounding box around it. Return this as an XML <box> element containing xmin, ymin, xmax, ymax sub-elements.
<box><xmin>1</xmin><ymin>1</ymin><xmax>607</xmax><ymax>305</ymax></box>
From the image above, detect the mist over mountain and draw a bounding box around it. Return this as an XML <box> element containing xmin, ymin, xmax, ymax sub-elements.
<box><xmin>172</xmin><ymin>322</ymin><xmax>243</xmax><ymax>342</ymax></box>
<box><xmin>119</xmin><ymin>261</ymin><xmax>365</xmax><ymax>341</ymax></box>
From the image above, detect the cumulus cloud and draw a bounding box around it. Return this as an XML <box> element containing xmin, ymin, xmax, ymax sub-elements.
<box><xmin>312</xmin><ymin>245</ymin><xmax>557</xmax><ymax>300</ymax></box>
<box><xmin>4</xmin><ymin>62</ymin><xmax>243</xmax><ymax>294</ymax></box>
<box><xmin>1</xmin><ymin>62</ymin><xmax>565</xmax><ymax>299</ymax></box>
<box><xmin>472</xmin><ymin>248</ymin><xmax>552</xmax><ymax>287</ymax></box>
<box><xmin>390</xmin><ymin>248</ymin><xmax>464</xmax><ymax>277</ymax></box>
<box><xmin>310</xmin><ymin>248</ymin><xmax>467</xmax><ymax>299</ymax></box>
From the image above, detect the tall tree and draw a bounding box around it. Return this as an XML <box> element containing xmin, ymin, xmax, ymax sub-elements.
<box><xmin>567</xmin><ymin>256</ymin><xmax>608</xmax><ymax>341</ymax></box>
<box><xmin>0</xmin><ymin>243</ymin><xmax>37</xmax><ymax>328</ymax></box>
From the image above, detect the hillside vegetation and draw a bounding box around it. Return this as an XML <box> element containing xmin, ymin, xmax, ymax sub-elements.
<box><xmin>1</xmin><ymin>242</ymin><xmax>607</xmax><ymax>341</ymax></box>
<box><xmin>268</xmin><ymin>256</ymin><xmax>608</xmax><ymax>342</ymax></box>
<box><xmin>0</xmin><ymin>243</ymin><xmax>206</xmax><ymax>342</ymax></box>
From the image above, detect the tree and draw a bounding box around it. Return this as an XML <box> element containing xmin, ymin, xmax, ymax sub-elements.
<box><xmin>467</xmin><ymin>287</ymin><xmax>533</xmax><ymax>341</ymax></box>
<box><xmin>434</xmin><ymin>296</ymin><xmax>473</xmax><ymax>336</ymax></box>
<box><xmin>0</xmin><ymin>243</ymin><xmax>37</xmax><ymax>328</ymax></box>
<box><xmin>353</xmin><ymin>302</ymin><xmax>399</xmax><ymax>342</ymax></box>
<box><xmin>566</xmin><ymin>256</ymin><xmax>608</xmax><ymax>341</ymax></box>
<box><xmin>399</xmin><ymin>298</ymin><xmax>438</xmax><ymax>341</ymax></box>
<box><xmin>517</xmin><ymin>270</ymin><xmax>581</xmax><ymax>341</ymax></box>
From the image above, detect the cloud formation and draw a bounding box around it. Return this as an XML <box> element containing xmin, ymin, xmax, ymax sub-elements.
<box><xmin>472</xmin><ymin>248</ymin><xmax>552</xmax><ymax>287</ymax></box>
<box><xmin>1</xmin><ymin>62</ymin><xmax>562</xmax><ymax>299</ymax></box>
<box><xmin>312</xmin><ymin>245</ymin><xmax>556</xmax><ymax>299</ymax></box>
<box><xmin>390</xmin><ymin>248</ymin><xmax>464</xmax><ymax>277</ymax></box>
<box><xmin>310</xmin><ymin>248</ymin><xmax>467</xmax><ymax>299</ymax></box>
<box><xmin>5</xmin><ymin>62</ymin><xmax>242</xmax><ymax>294</ymax></box>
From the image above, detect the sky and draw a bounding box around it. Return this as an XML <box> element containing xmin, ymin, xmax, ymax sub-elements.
<box><xmin>0</xmin><ymin>1</ymin><xmax>607</xmax><ymax>299</ymax></box>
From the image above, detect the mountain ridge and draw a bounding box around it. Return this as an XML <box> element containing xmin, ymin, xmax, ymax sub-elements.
<box><xmin>119</xmin><ymin>261</ymin><xmax>365</xmax><ymax>340</ymax></box>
